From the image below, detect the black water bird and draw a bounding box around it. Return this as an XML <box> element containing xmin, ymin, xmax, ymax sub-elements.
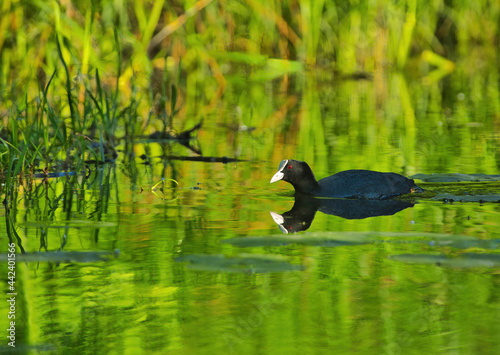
<box><xmin>270</xmin><ymin>159</ymin><xmax>422</xmax><ymax>199</ymax></box>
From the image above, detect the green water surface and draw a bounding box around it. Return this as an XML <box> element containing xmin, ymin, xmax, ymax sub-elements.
<box><xmin>1</xmin><ymin>73</ymin><xmax>500</xmax><ymax>355</ymax></box>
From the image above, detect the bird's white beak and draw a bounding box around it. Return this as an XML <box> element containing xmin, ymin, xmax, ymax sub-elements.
<box><xmin>270</xmin><ymin>171</ymin><xmax>284</xmax><ymax>183</ymax></box>
<box><xmin>270</xmin><ymin>159</ymin><xmax>288</xmax><ymax>183</ymax></box>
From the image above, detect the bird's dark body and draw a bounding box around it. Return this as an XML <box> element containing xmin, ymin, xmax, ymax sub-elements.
<box><xmin>271</xmin><ymin>160</ymin><xmax>422</xmax><ymax>200</ymax></box>
<box><xmin>316</xmin><ymin>170</ymin><xmax>418</xmax><ymax>199</ymax></box>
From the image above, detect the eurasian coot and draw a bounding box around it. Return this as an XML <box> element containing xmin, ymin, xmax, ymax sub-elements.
<box><xmin>270</xmin><ymin>159</ymin><xmax>423</xmax><ymax>199</ymax></box>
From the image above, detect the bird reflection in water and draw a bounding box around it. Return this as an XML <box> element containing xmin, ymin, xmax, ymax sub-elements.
<box><xmin>271</xmin><ymin>194</ymin><xmax>414</xmax><ymax>234</ymax></box>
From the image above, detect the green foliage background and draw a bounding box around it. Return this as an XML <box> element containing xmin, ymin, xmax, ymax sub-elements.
<box><xmin>1</xmin><ymin>0</ymin><xmax>499</xmax><ymax>175</ymax></box>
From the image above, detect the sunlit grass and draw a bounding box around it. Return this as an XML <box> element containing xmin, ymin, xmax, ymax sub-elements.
<box><xmin>0</xmin><ymin>0</ymin><xmax>499</xmax><ymax>189</ymax></box>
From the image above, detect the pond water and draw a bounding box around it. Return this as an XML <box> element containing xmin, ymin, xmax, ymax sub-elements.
<box><xmin>2</xmin><ymin>73</ymin><xmax>500</xmax><ymax>354</ymax></box>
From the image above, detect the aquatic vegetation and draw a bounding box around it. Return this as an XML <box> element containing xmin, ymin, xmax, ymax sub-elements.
<box><xmin>1</xmin><ymin>1</ymin><xmax>498</xmax><ymax>187</ymax></box>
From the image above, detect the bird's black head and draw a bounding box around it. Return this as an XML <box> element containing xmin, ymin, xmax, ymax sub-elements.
<box><xmin>270</xmin><ymin>159</ymin><xmax>319</xmax><ymax>194</ymax></box>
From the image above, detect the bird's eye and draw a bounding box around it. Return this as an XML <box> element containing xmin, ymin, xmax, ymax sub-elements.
<box><xmin>287</xmin><ymin>165</ymin><xmax>292</xmax><ymax>169</ymax></box>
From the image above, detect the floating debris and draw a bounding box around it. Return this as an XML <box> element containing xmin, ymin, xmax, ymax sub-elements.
<box><xmin>175</xmin><ymin>254</ymin><xmax>303</xmax><ymax>273</ymax></box>
<box><xmin>389</xmin><ymin>253</ymin><xmax>500</xmax><ymax>268</ymax></box>
<box><xmin>412</xmin><ymin>173</ymin><xmax>500</xmax><ymax>182</ymax></box>
<box><xmin>222</xmin><ymin>231</ymin><xmax>493</xmax><ymax>249</ymax></box>
<box><xmin>162</xmin><ymin>156</ymin><xmax>246</xmax><ymax>163</ymax></box>
<box><xmin>147</xmin><ymin>121</ymin><xmax>203</xmax><ymax>154</ymax></box>
<box><xmin>0</xmin><ymin>250</ymin><xmax>118</xmax><ymax>263</ymax></box>
<box><xmin>431</xmin><ymin>193</ymin><xmax>500</xmax><ymax>203</ymax></box>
